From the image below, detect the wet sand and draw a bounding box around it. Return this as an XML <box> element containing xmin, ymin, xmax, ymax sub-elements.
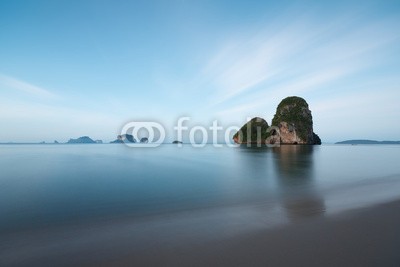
<box><xmin>3</xmin><ymin>199</ymin><xmax>399</xmax><ymax>267</ymax></box>
<box><xmin>103</xmin><ymin>200</ymin><xmax>400</xmax><ymax>267</ymax></box>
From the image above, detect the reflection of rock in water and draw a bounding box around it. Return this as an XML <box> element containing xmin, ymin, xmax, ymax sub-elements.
<box><xmin>236</xmin><ymin>145</ymin><xmax>271</xmax><ymax>178</ymax></box>
<box><xmin>272</xmin><ymin>145</ymin><xmax>326</xmax><ymax>221</ymax></box>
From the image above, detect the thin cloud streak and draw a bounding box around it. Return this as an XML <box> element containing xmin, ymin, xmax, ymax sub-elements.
<box><xmin>214</xmin><ymin>65</ymin><xmax>357</xmax><ymax>120</ymax></box>
<box><xmin>0</xmin><ymin>74</ymin><xmax>57</xmax><ymax>98</ymax></box>
<box><xmin>198</xmin><ymin>13</ymin><xmax>399</xmax><ymax>113</ymax></box>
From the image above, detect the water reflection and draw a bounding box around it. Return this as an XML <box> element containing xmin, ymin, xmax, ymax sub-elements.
<box><xmin>235</xmin><ymin>145</ymin><xmax>271</xmax><ymax>179</ymax></box>
<box><xmin>235</xmin><ymin>145</ymin><xmax>326</xmax><ymax>221</ymax></box>
<box><xmin>272</xmin><ymin>145</ymin><xmax>326</xmax><ymax>221</ymax></box>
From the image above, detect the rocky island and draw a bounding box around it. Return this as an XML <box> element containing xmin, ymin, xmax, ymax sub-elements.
<box><xmin>140</xmin><ymin>137</ymin><xmax>149</xmax><ymax>143</ymax></box>
<box><xmin>233</xmin><ymin>96</ymin><xmax>321</xmax><ymax>145</ymax></box>
<box><xmin>233</xmin><ymin>117</ymin><xmax>271</xmax><ymax>144</ymax></box>
<box><xmin>67</xmin><ymin>136</ymin><xmax>96</xmax><ymax>144</ymax></box>
<box><xmin>110</xmin><ymin>134</ymin><xmax>136</xmax><ymax>144</ymax></box>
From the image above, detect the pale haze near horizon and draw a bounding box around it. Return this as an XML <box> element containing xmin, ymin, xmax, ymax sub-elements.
<box><xmin>0</xmin><ymin>0</ymin><xmax>399</xmax><ymax>143</ymax></box>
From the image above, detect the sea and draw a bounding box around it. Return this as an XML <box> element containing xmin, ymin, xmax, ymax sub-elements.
<box><xmin>1</xmin><ymin>144</ymin><xmax>399</xmax><ymax>265</ymax></box>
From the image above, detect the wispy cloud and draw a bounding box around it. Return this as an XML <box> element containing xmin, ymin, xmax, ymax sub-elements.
<box><xmin>214</xmin><ymin>66</ymin><xmax>351</xmax><ymax>119</ymax></box>
<box><xmin>0</xmin><ymin>74</ymin><xmax>57</xmax><ymax>98</ymax></box>
<box><xmin>201</xmin><ymin>13</ymin><xmax>400</xmax><ymax>119</ymax></box>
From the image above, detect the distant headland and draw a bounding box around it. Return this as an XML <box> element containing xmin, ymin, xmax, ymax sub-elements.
<box><xmin>336</xmin><ymin>140</ymin><xmax>400</xmax><ymax>145</ymax></box>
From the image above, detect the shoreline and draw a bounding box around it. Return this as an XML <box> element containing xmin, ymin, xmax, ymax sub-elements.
<box><xmin>110</xmin><ymin>199</ymin><xmax>400</xmax><ymax>267</ymax></box>
<box><xmin>2</xmin><ymin>199</ymin><xmax>400</xmax><ymax>266</ymax></box>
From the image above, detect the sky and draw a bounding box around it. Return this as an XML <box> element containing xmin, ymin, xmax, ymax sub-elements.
<box><xmin>0</xmin><ymin>0</ymin><xmax>399</xmax><ymax>143</ymax></box>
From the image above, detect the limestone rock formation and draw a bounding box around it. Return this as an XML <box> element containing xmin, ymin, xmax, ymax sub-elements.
<box><xmin>313</xmin><ymin>133</ymin><xmax>321</xmax><ymax>145</ymax></box>
<box><xmin>233</xmin><ymin>117</ymin><xmax>271</xmax><ymax>144</ymax></box>
<box><xmin>232</xmin><ymin>96</ymin><xmax>321</xmax><ymax>145</ymax></box>
<box><xmin>272</xmin><ymin>96</ymin><xmax>320</xmax><ymax>145</ymax></box>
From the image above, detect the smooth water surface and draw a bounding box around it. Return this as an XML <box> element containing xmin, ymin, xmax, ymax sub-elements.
<box><xmin>1</xmin><ymin>144</ymin><xmax>400</xmax><ymax>265</ymax></box>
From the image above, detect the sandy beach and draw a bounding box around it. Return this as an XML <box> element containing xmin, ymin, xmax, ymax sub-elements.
<box><xmin>2</xmin><ymin>199</ymin><xmax>400</xmax><ymax>267</ymax></box>
<box><xmin>105</xmin><ymin>200</ymin><xmax>400</xmax><ymax>267</ymax></box>
<box><xmin>101</xmin><ymin>201</ymin><xmax>399</xmax><ymax>267</ymax></box>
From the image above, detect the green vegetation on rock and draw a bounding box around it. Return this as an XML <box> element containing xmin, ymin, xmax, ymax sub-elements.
<box><xmin>272</xmin><ymin>96</ymin><xmax>313</xmax><ymax>142</ymax></box>
<box><xmin>233</xmin><ymin>117</ymin><xmax>271</xmax><ymax>144</ymax></box>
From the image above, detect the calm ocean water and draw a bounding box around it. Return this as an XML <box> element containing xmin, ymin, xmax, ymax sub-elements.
<box><xmin>1</xmin><ymin>144</ymin><xmax>400</xmax><ymax>265</ymax></box>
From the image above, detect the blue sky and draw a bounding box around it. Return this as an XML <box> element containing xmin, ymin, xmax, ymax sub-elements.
<box><xmin>0</xmin><ymin>0</ymin><xmax>399</xmax><ymax>142</ymax></box>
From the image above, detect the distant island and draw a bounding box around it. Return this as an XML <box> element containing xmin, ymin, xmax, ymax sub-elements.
<box><xmin>67</xmin><ymin>136</ymin><xmax>96</xmax><ymax>144</ymax></box>
<box><xmin>110</xmin><ymin>134</ymin><xmax>136</xmax><ymax>144</ymax></box>
<box><xmin>233</xmin><ymin>96</ymin><xmax>321</xmax><ymax>145</ymax></box>
<box><xmin>51</xmin><ymin>137</ymin><xmax>102</xmax><ymax>144</ymax></box>
<box><xmin>336</xmin><ymin>140</ymin><xmax>400</xmax><ymax>145</ymax></box>
<box><xmin>172</xmin><ymin>140</ymin><xmax>183</xmax><ymax>144</ymax></box>
<box><xmin>140</xmin><ymin>137</ymin><xmax>149</xmax><ymax>143</ymax></box>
